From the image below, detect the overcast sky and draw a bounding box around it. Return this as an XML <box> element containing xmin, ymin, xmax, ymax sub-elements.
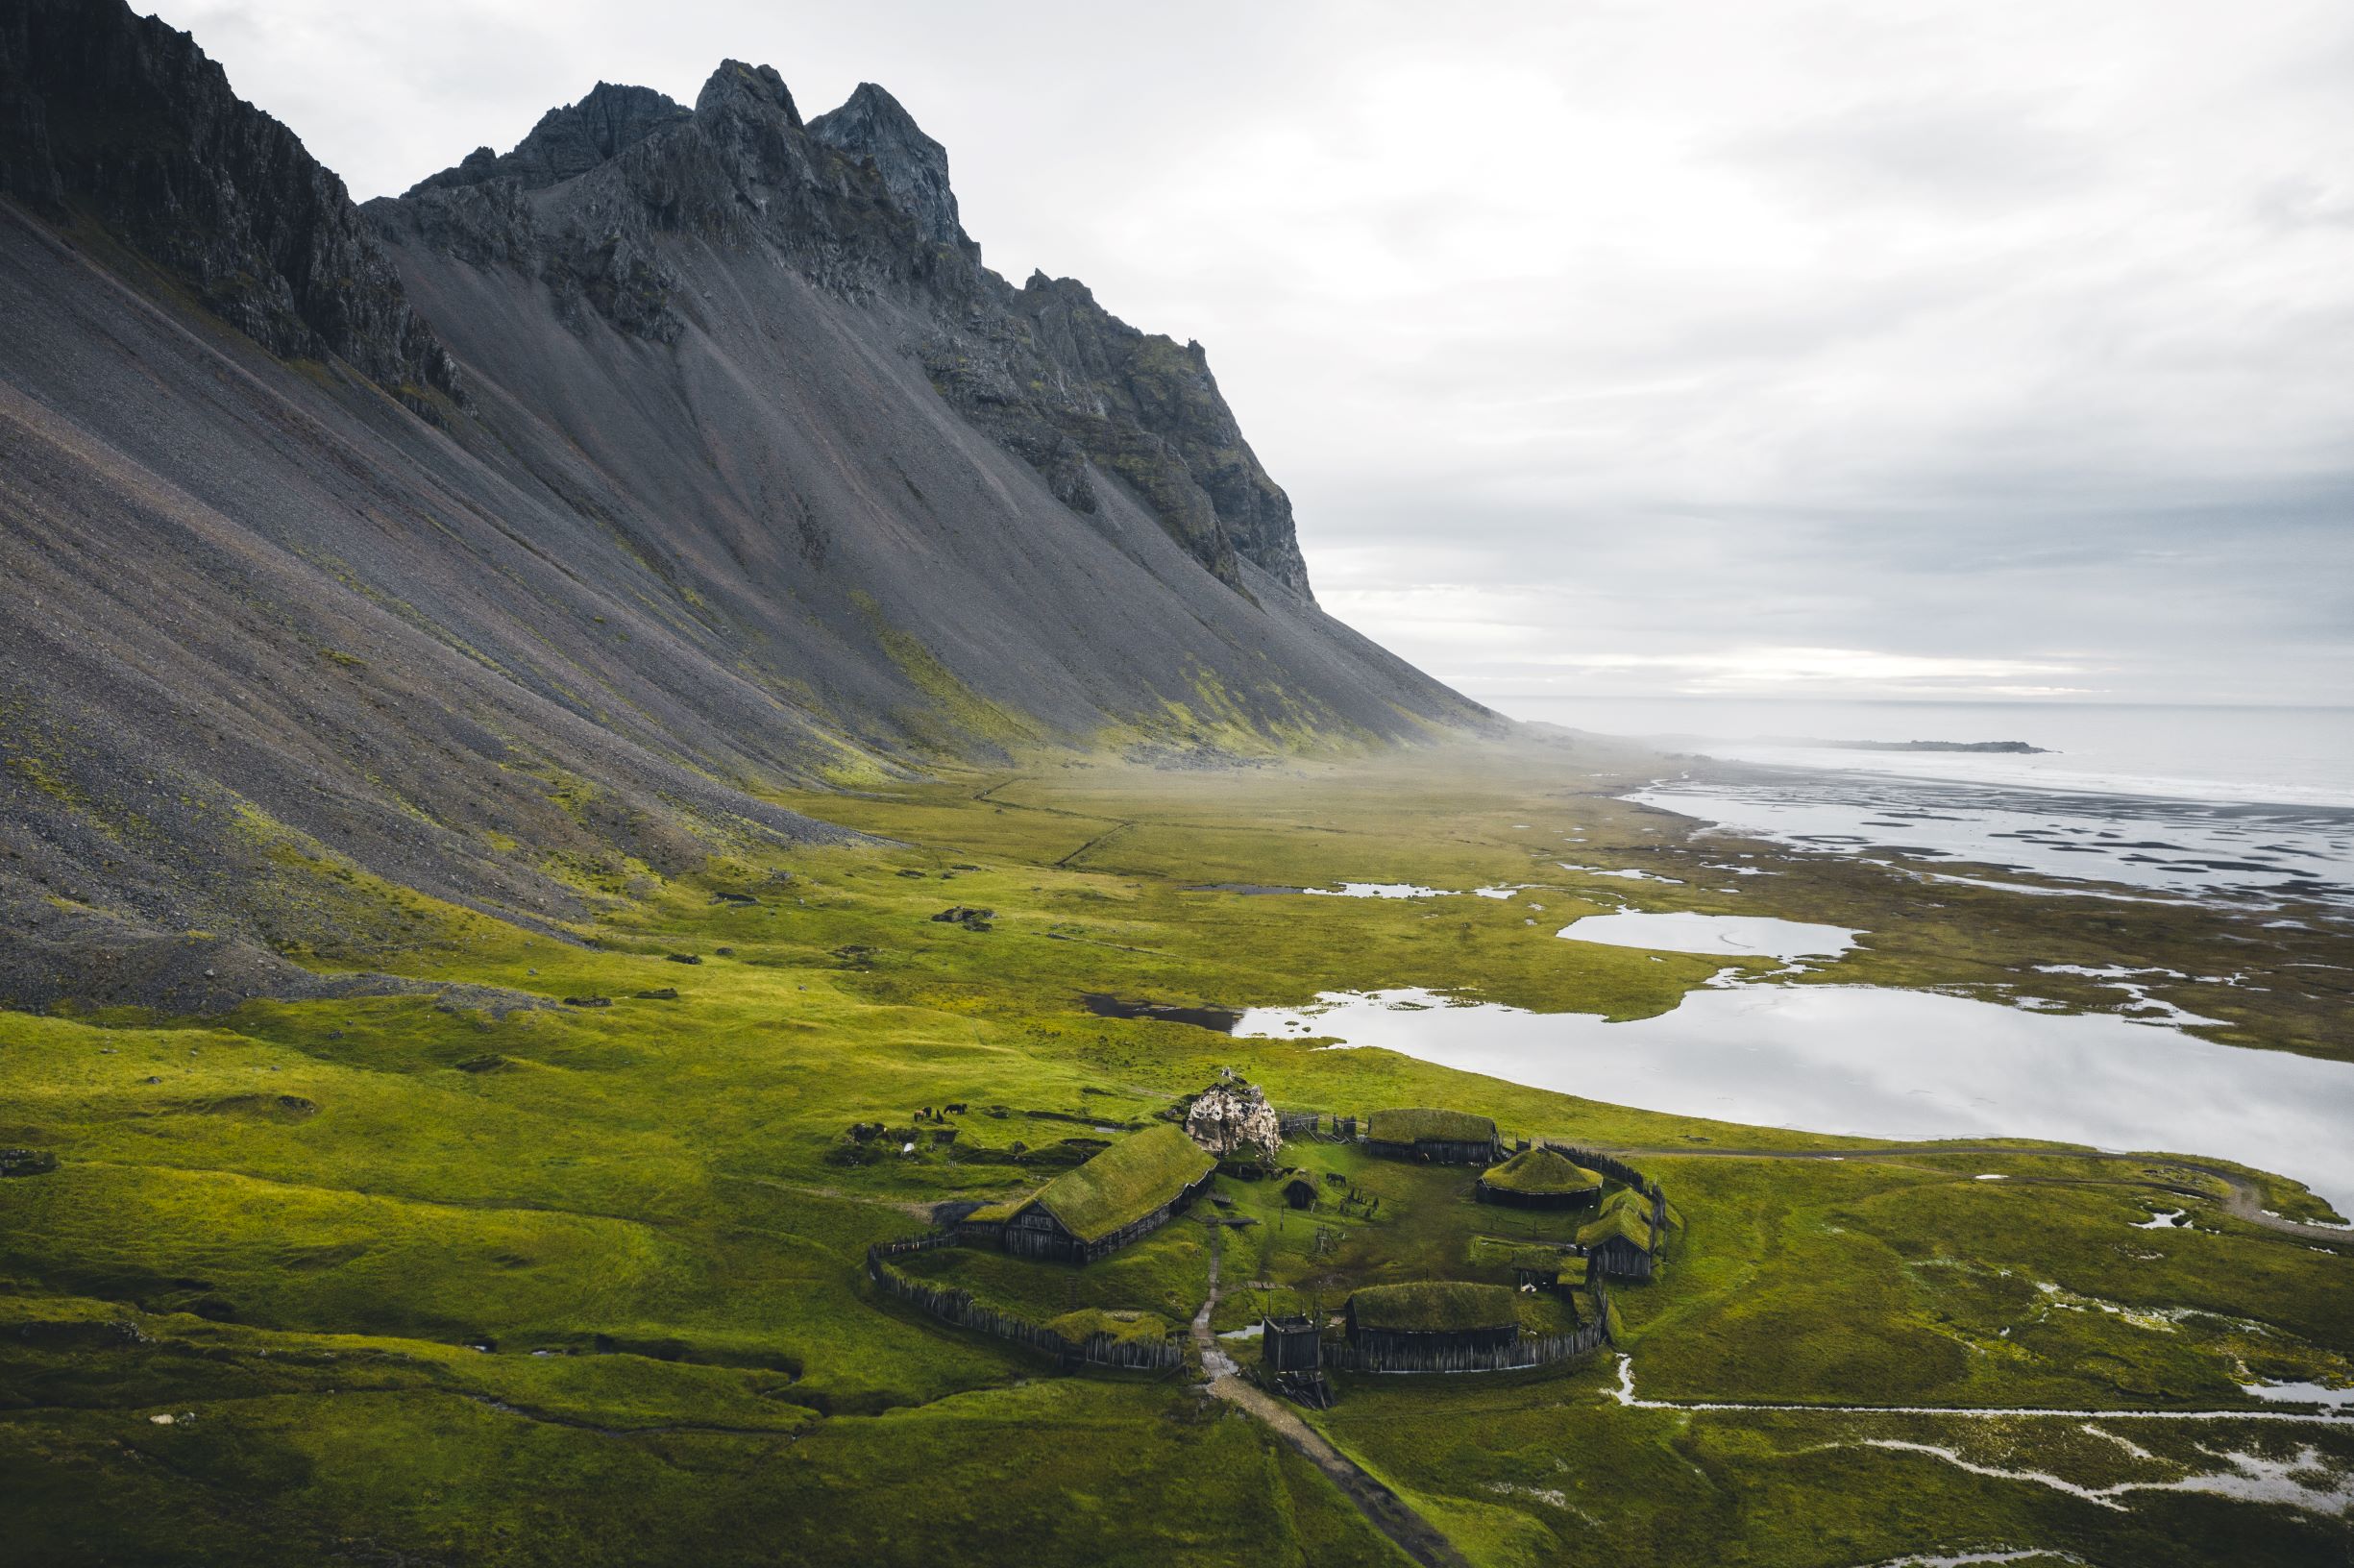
<box><xmin>152</xmin><ymin>0</ymin><xmax>2354</xmax><ymax>713</ymax></box>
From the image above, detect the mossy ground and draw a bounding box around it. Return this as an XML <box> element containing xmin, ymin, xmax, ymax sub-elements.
<box><xmin>2</xmin><ymin>738</ymin><xmax>2347</xmax><ymax>1565</ymax></box>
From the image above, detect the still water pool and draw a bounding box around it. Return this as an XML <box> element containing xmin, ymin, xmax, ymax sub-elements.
<box><xmin>1557</xmin><ymin>911</ymin><xmax>1861</xmax><ymax>960</ymax></box>
<box><xmin>1235</xmin><ymin>985</ymin><xmax>2354</xmax><ymax>1213</ymax></box>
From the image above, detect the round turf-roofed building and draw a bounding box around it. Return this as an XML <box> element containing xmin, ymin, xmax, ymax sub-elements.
<box><xmin>1476</xmin><ymin>1146</ymin><xmax>1605</xmax><ymax>1209</ymax></box>
<box><xmin>1363</xmin><ymin>1107</ymin><xmax>1500</xmax><ymax>1164</ymax></box>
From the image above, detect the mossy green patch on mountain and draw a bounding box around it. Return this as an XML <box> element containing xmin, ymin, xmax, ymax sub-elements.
<box><xmin>853</xmin><ymin>591</ymin><xmax>1045</xmax><ymax>750</ymax></box>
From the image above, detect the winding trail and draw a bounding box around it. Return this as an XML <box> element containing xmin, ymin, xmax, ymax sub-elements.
<box><xmin>967</xmin><ymin>774</ymin><xmax>1135</xmax><ymax>869</ymax></box>
<box><xmin>1189</xmin><ymin>1222</ymin><xmax>1471</xmax><ymax>1568</ymax></box>
<box><xmin>1598</xmin><ymin>1143</ymin><xmax>2352</xmax><ymax>1243</ymax></box>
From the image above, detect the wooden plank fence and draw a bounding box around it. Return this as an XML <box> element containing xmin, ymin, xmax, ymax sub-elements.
<box><xmin>1324</xmin><ymin>1279</ymin><xmax>1615</xmax><ymax>1375</ymax></box>
<box><xmin>1323</xmin><ymin>1321</ymin><xmax>1607</xmax><ymax>1375</ymax></box>
<box><xmin>867</xmin><ymin>1236</ymin><xmax>1187</xmax><ymax>1373</ymax></box>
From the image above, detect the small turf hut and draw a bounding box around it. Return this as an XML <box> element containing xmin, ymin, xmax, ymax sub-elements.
<box><xmin>1344</xmin><ymin>1282</ymin><xmax>1521</xmax><ymax>1357</ymax></box>
<box><xmin>1508</xmin><ymin>1248</ymin><xmax>1582</xmax><ymax>1291</ymax></box>
<box><xmin>1578</xmin><ymin>1189</ymin><xmax>1658</xmax><ymax>1281</ymax></box>
<box><xmin>960</xmin><ymin>1124</ymin><xmax>1215</xmax><ymax>1264</ymax></box>
<box><xmin>1364</xmin><ymin>1108</ymin><xmax>1500</xmax><ymax>1164</ymax></box>
<box><xmin>1477</xmin><ymin>1146</ymin><xmax>1605</xmax><ymax>1210</ymax></box>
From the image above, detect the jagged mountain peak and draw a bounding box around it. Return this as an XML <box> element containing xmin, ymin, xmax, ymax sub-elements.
<box><xmin>373</xmin><ymin>63</ymin><xmax>1313</xmax><ymax>598</ymax></box>
<box><xmin>696</xmin><ymin>58</ymin><xmax>802</xmax><ymax>128</ymax></box>
<box><xmin>830</xmin><ymin>81</ymin><xmax>926</xmax><ymax>128</ymax></box>
<box><xmin>405</xmin><ymin>81</ymin><xmax>687</xmax><ymax>197</ymax></box>
<box><xmin>808</xmin><ymin>83</ymin><xmax>969</xmax><ymax>255</ymax></box>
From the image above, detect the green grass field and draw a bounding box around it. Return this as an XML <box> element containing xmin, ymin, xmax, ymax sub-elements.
<box><xmin>2</xmin><ymin>739</ymin><xmax>2348</xmax><ymax>1564</ymax></box>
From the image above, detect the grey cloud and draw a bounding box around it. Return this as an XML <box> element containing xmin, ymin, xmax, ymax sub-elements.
<box><xmin>141</xmin><ymin>0</ymin><xmax>2354</xmax><ymax>708</ymax></box>
<box><xmin>1726</xmin><ymin>94</ymin><xmax>2108</xmax><ymax>211</ymax></box>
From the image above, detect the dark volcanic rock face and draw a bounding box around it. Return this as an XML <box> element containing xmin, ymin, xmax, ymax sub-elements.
<box><xmin>0</xmin><ymin>0</ymin><xmax>1489</xmax><ymax>1008</ymax></box>
<box><xmin>0</xmin><ymin>0</ymin><xmax>458</xmax><ymax>406</ymax></box>
<box><xmin>406</xmin><ymin>83</ymin><xmax>691</xmax><ymax>197</ymax></box>
<box><xmin>808</xmin><ymin>83</ymin><xmax>972</xmax><ymax>257</ymax></box>
<box><xmin>376</xmin><ymin>61</ymin><xmax>1314</xmax><ymax>596</ymax></box>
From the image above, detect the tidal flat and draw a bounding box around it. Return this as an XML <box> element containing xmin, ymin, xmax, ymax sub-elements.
<box><xmin>1633</xmin><ymin>765</ymin><xmax>2354</xmax><ymax>906</ymax></box>
<box><xmin>2</xmin><ymin>736</ymin><xmax>2349</xmax><ymax>1567</ymax></box>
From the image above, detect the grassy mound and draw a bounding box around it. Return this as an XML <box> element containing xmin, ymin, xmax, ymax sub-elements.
<box><xmin>1480</xmin><ymin>1147</ymin><xmax>1602</xmax><ymax>1194</ymax></box>
<box><xmin>1044</xmin><ymin>1309</ymin><xmax>1174</xmax><ymax>1348</ymax></box>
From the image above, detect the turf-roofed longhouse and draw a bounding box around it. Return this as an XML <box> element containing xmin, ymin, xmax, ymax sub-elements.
<box><xmin>1364</xmin><ymin>1107</ymin><xmax>1501</xmax><ymax>1165</ymax></box>
<box><xmin>1477</xmin><ymin>1146</ymin><xmax>1605</xmax><ymax>1209</ymax></box>
<box><xmin>958</xmin><ymin>1124</ymin><xmax>1215</xmax><ymax>1263</ymax></box>
<box><xmin>1579</xmin><ymin>1189</ymin><xmax>1662</xmax><ymax>1281</ymax></box>
<box><xmin>1344</xmin><ymin>1282</ymin><xmax>1522</xmax><ymax>1356</ymax></box>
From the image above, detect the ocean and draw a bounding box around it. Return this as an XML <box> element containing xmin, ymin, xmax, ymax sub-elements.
<box><xmin>1497</xmin><ymin>697</ymin><xmax>2354</xmax><ymax>907</ymax></box>
<box><xmin>1496</xmin><ymin>697</ymin><xmax>2354</xmax><ymax>808</ymax></box>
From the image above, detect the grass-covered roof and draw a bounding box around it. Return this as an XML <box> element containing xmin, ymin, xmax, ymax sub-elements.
<box><xmin>1031</xmin><ymin>1124</ymin><xmax>1214</xmax><ymax>1242</ymax></box>
<box><xmin>963</xmin><ymin>1196</ymin><xmax>1026</xmax><ymax>1225</ymax></box>
<box><xmin>1348</xmin><ymin>1281</ymin><xmax>1519</xmax><ymax>1333</ymax></box>
<box><xmin>1597</xmin><ymin>1188</ymin><xmax>1649</xmax><ymax>1219</ymax></box>
<box><xmin>1043</xmin><ymin>1309</ymin><xmax>1172</xmax><ymax>1348</ymax></box>
<box><xmin>1578</xmin><ymin>1197</ymin><xmax>1655</xmax><ymax>1252</ymax></box>
<box><xmin>1480</xmin><ymin>1146</ymin><xmax>1604</xmax><ymax>1194</ymax></box>
<box><xmin>1367</xmin><ymin>1108</ymin><xmax>1496</xmax><ymax>1145</ymax></box>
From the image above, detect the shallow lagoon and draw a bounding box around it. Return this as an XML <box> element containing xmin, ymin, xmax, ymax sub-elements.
<box><xmin>1235</xmin><ymin>985</ymin><xmax>2354</xmax><ymax>1212</ymax></box>
<box><xmin>1557</xmin><ymin>911</ymin><xmax>1861</xmax><ymax>960</ymax></box>
<box><xmin>2240</xmin><ymin>1379</ymin><xmax>2354</xmax><ymax>1409</ymax></box>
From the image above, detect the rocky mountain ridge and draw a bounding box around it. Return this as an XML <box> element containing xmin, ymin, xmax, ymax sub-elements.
<box><xmin>372</xmin><ymin>62</ymin><xmax>1310</xmax><ymax>595</ymax></box>
<box><xmin>406</xmin><ymin>82</ymin><xmax>692</xmax><ymax>199</ymax></box>
<box><xmin>0</xmin><ymin>0</ymin><xmax>459</xmax><ymax>407</ymax></box>
<box><xmin>0</xmin><ymin>0</ymin><xmax>1487</xmax><ymax>1011</ymax></box>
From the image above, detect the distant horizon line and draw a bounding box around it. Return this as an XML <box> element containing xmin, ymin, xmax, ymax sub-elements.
<box><xmin>1475</xmin><ymin>693</ymin><xmax>2354</xmax><ymax>713</ymax></box>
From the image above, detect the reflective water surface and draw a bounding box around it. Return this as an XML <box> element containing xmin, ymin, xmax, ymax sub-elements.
<box><xmin>1235</xmin><ymin>985</ymin><xmax>2354</xmax><ymax>1211</ymax></box>
<box><xmin>1556</xmin><ymin>911</ymin><xmax>1861</xmax><ymax>960</ymax></box>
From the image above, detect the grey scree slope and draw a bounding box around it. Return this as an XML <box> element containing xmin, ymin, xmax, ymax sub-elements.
<box><xmin>0</xmin><ymin>0</ymin><xmax>1492</xmax><ymax>1010</ymax></box>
